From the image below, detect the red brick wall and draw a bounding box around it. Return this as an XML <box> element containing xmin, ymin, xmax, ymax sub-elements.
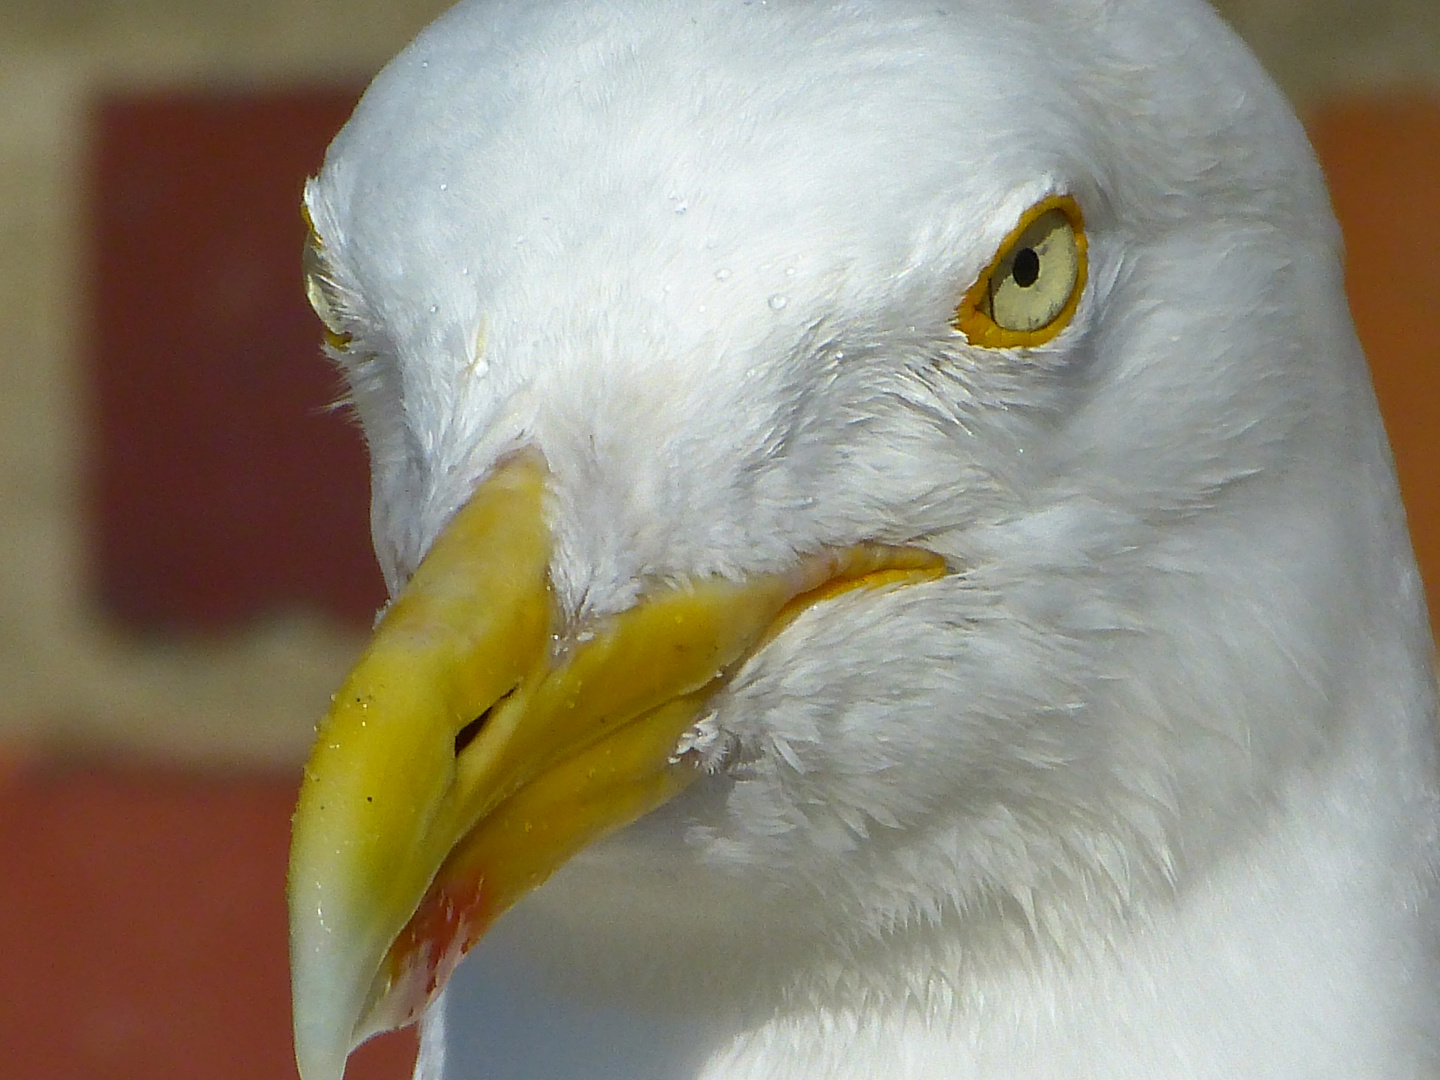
<box><xmin>0</xmin><ymin>762</ymin><xmax>417</xmax><ymax>1078</ymax></box>
<box><xmin>89</xmin><ymin>91</ymin><xmax>383</xmax><ymax>632</ymax></box>
<box><xmin>1311</xmin><ymin>98</ymin><xmax>1440</xmax><ymax>636</ymax></box>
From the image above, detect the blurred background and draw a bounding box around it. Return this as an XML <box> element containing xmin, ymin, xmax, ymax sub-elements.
<box><xmin>0</xmin><ymin>1</ymin><xmax>1436</xmax><ymax>1077</ymax></box>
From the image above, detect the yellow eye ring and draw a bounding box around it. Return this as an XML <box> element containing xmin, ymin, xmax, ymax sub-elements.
<box><xmin>954</xmin><ymin>194</ymin><xmax>1087</xmax><ymax>349</ymax></box>
<box><xmin>301</xmin><ymin>202</ymin><xmax>354</xmax><ymax>351</ymax></box>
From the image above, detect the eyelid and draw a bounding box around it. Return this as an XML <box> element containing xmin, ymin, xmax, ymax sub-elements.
<box><xmin>302</xmin><ymin>212</ymin><xmax>354</xmax><ymax>350</ymax></box>
<box><xmin>954</xmin><ymin>194</ymin><xmax>1088</xmax><ymax>349</ymax></box>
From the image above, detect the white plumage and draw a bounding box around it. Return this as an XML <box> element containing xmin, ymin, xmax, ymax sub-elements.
<box><xmin>296</xmin><ymin>0</ymin><xmax>1440</xmax><ymax>1076</ymax></box>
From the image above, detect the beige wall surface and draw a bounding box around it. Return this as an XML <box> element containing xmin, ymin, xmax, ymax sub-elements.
<box><xmin>1</xmin><ymin>0</ymin><xmax>1437</xmax><ymax>766</ymax></box>
<box><xmin>0</xmin><ymin>1</ymin><xmax>450</xmax><ymax>765</ymax></box>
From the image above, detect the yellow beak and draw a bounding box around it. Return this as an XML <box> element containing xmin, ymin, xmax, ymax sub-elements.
<box><xmin>287</xmin><ymin>453</ymin><xmax>946</xmax><ymax>1080</ymax></box>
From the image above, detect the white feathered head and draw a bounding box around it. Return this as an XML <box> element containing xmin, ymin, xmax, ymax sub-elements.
<box><xmin>288</xmin><ymin>3</ymin><xmax>1434</xmax><ymax>1078</ymax></box>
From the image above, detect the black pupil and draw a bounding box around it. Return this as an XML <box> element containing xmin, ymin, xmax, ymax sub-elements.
<box><xmin>1012</xmin><ymin>247</ymin><xmax>1041</xmax><ymax>288</ymax></box>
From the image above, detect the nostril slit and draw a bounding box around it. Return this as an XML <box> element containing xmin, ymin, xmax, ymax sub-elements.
<box><xmin>453</xmin><ymin>714</ymin><xmax>487</xmax><ymax>757</ymax></box>
<box><xmin>454</xmin><ymin>687</ymin><xmax>516</xmax><ymax>757</ymax></box>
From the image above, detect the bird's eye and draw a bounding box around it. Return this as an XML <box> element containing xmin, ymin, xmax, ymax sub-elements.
<box><xmin>302</xmin><ymin>213</ymin><xmax>353</xmax><ymax>351</ymax></box>
<box><xmin>955</xmin><ymin>195</ymin><xmax>1087</xmax><ymax>348</ymax></box>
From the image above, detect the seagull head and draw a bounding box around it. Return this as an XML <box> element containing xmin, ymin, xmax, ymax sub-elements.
<box><xmin>287</xmin><ymin>2</ymin><xmax>1400</xmax><ymax>1078</ymax></box>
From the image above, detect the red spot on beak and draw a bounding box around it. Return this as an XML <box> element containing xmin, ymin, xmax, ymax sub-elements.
<box><xmin>377</xmin><ymin>868</ymin><xmax>494</xmax><ymax>1028</ymax></box>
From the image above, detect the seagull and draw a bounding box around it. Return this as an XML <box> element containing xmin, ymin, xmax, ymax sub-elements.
<box><xmin>286</xmin><ymin>1</ymin><xmax>1440</xmax><ymax>1078</ymax></box>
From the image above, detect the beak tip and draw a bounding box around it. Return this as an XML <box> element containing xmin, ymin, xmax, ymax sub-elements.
<box><xmin>290</xmin><ymin>933</ymin><xmax>370</xmax><ymax>1080</ymax></box>
<box><xmin>293</xmin><ymin>1028</ymin><xmax>350</xmax><ymax>1080</ymax></box>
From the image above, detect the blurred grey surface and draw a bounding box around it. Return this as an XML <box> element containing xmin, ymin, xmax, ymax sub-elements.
<box><xmin>439</xmin><ymin>913</ymin><xmax>711</xmax><ymax>1080</ymax></box>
